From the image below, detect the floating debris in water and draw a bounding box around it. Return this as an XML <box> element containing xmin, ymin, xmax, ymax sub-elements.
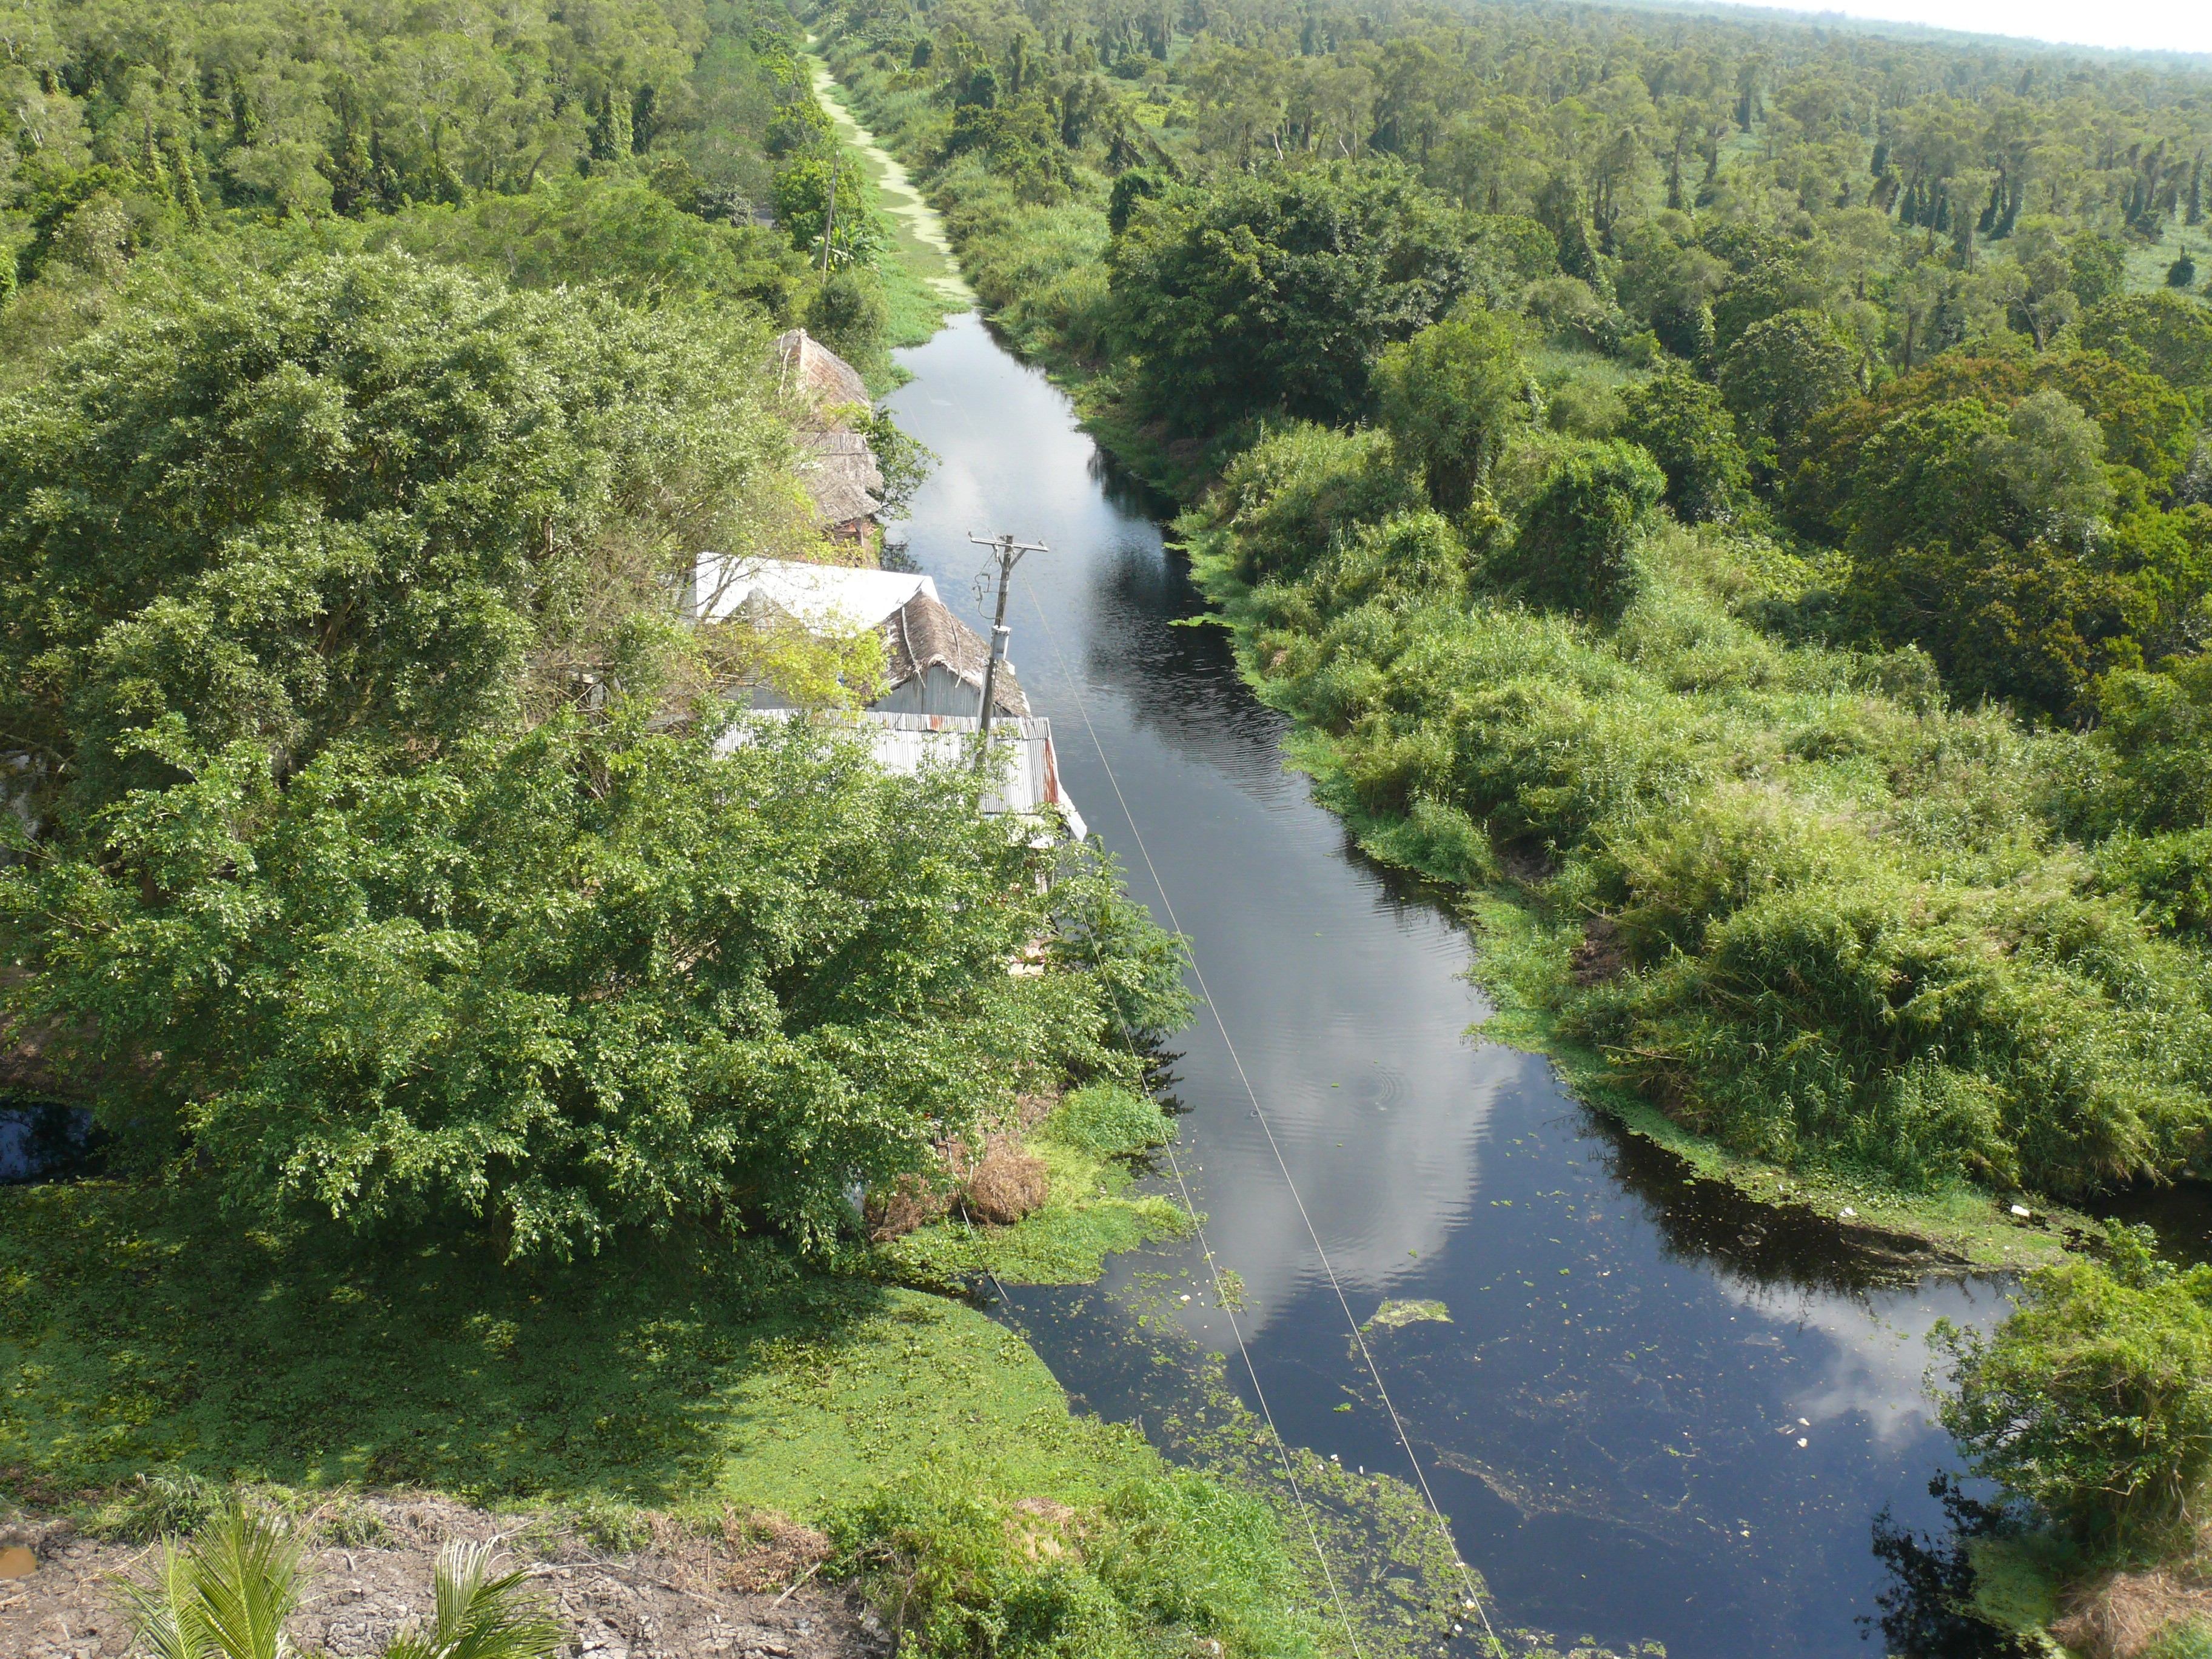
<box><xmin>1362</xmin><ymin>1298</ymin><xmax>1452</xmax><ymax>1333</ymax></box>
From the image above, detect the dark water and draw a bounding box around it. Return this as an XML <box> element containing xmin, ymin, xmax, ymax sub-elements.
<box><xmin>885</xmin><ymin>312</ymin><xmax>2014</xmax><ymax>1658</ymax></box>
<box><xmin>0</xmin><ymin>1097</ymin><xmax>100</xmax><ymax>1183</ymax></box>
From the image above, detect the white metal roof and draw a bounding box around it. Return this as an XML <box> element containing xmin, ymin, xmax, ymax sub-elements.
<box><xmin>716</xmin><ymin>709</ymin><xmax>1086</xmax><ymax>843</ymax></box>
<box><xmin>692</xmin><ymin>555</ymin><xmax>940</xmax><ymax>629</ymax></box>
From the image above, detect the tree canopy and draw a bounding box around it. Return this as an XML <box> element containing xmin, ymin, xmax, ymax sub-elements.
<box><xmin>0</xmin><ymin>254</ymin><xmax>806</xmax><ymax>821</ymax></box>
<box><xmin>2</xmin><ymin>714</ymin><xmax>1169</xmax><ymax>1257</ymax></box>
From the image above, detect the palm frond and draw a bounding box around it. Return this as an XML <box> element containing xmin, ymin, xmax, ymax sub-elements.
<box><xmin>381</xmin><ymin>1540</ymin><xmax>561</xmax><ymax>1659</ymax></box>
<box><xmin>185</xmin><ymin>1507</ymin><xmax>304</xmax><ymax>1659</ymax></box>
<box><xmin>114</xmin><ymin>1535</ymin><xmax>212</xmax><ymax>1659</ymax></box>
<box><xmin>115</xmin><ymin>1506</ymin><xmax>302</xmax><ymax>1659</ymax></box>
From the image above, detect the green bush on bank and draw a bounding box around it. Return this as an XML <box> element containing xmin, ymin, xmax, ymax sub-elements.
<box><xmin>1042</xmin><ymin>1085</ymin><xmax>1175</xmax><ymax>1158</ymax></box>
<box><xmin>1190</xmin><ymin>409</ymin><xmax>2212</xmax><ymax>1201</ymax></box>
<box><xmin>836</xmin><ymin>1470</ymin><xmax>1319</xmax><ymax>1658</ymax></box>
<box><xmin>1939</xmin><ymin>1227</ymin><xmax>2212</xmax><ymax>1555</ymax></box>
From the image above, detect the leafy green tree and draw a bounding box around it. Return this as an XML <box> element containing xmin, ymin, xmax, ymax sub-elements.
<box><xmin>1490</xmin><ymin>439</ymin><xmax>1665</xmax><ymax>618</ymax></box>
<box><xmin>1979</xmin><ymin>389</ymin><xmax>2115</xmax><ymax>547</ymax></box>
<box><xmin>1937</xmin><ymin>1227</ymin><xmax>2212</xmax><ymax>1551</ymax></box>
<box><xmin>1107</xmin><ymin>165</ymin><xmax>1168</xmax><ymax>236</ymax></box>
<box><xmin>1619</xmin><ymin>369</ymin><xmax>1752</xmax><ymax>524</ymax></box>
<box><xmin>1719</xmin><ymin>307</ymin><xmax>1859</xmax><ymax>466</ymax></box>
<box><xmin>1374</xmin><ymin>309</ymin><xmax>1527</xmax><ymax>513</ymax></box>
<box><xmin>374</xmin><ymin>179</ymin><xmax>807</xmax><ymax>315</ymax></box>
<box><xmin>2069</xmin><ymin>235</ymin><xmax>2131</xmax><ymax>309</ymax></box>
<box><xmin>2094</xmin><ymin>655</ymin><xmax>2212</xmax><ymax>833</ymax></box>
<box><xmin>805</xmin><ymin>266</ymin><xmax>889</xmax><ymax>367</ymax></box>
<box><xmin>0</xmin><ymin>254</ymin><xmax>798</xmax><ymax>821</ymax></box>
<box><xmin>1840</xmin><ymin>398</ymin><xmax>2011</xmax><ymax>560</ymax></box>
<box><xmin>1709</xmin><ymin>245</ymin><xmax>1831</xmax><ymax>354</ymax></box>
<box><xmin>1107</xmin><ymin>159</ymin><xmax>1486</xmax><ymax>432</ymax></box>
<box><xmin>773</xmin><ymin>153</ymin><xmax>877</xmax><ymax>264</ymax></box>
<box><xmin>2080</xmin><ymin>292</ymin><xmax>2212</xmax><ymax>392</ymax></box>
<box><xmin>0</xmin><ymin>714</ymin><xmax>1168</xmax><ymax>1256</ymax></box>
<box><xmin>1846</xmin><ymin>535</ymin><xmax>2146</xmax><ymax>720</ymax></box>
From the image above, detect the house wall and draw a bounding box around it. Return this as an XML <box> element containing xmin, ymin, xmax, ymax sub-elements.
<box><xmin>870</xmin><ymin>663</ymin><xmax>985</xmax><ymax>719</ymax></box>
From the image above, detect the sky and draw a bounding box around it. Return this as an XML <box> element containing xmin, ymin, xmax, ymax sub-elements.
<box><xmin>1688</xmin><ymin>0</ymin><xmax>2212</xmax><ymax>58</ymax></box>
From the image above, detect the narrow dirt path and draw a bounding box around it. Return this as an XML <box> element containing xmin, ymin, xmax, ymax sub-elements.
<box><xmin>805</xmin><ymin>55</ymin><xmax>971</xmax><ymax>304</ymax></box>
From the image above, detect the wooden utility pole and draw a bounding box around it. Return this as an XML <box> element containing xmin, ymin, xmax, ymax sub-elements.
<box><xmin>967</xmin><ymin>532</ymin><xmax>1050</xmax><ymax>769</ymax></box>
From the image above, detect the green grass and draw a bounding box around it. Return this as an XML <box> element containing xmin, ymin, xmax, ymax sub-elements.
<box><xmin>2126</xmin><ymin>216</ymin><xmax>2209</xmax><ymax>297</ymax></box>
<box><xmin>876</xmin><ymin>1088</ymin><xmax>1191</xmax><ymax>1287</ymax></box>
<box><xmin>0</xmin><ymin>1172</ymin><xmax>1489</xmax><ymax>1656</ymax></box>
<box><xmin>0</xmin><ymin>1181</ymin><xmax>1125</xmax><ymax>1512</ymax></box>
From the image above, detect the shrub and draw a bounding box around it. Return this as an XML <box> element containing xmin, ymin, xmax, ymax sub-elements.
<box><xmin>833</xmin><ymin>1470</ymin><xmax>1319</xmax><ymax>1658</ymax></box>
<box><xmin>1937</xmin><ymin>1228</ymin><xmax>2212</xmax><ymax>1553</ymax></box>
<box><xmin>1375</xmin><ymin>311</ymin><xmax>1529</xmax><ymax>513</ymax></box>
<box><xmin>804</xmin><ymin>267</ymin><xmax>890</xmax><ymax>368</ymax></box>
<box><xmin>1620</xmin><ymin>369</ymin><xmax>1751</xmax><ymax>524</ymax></box>
<box><xmin>1044</xmin><ymin>1086</ymin><xmax>1172</xmax><ymax>1158</ymax></box>
<box><xmin>1204</xmin><ymin>424</ymin><xmax>1423</xmax><ymax>586</ymax></box>
<box><xmin>1718</xmin><ymin>306</ymin><xmax>1859</xmax><ymax>463</ymax></box>
<box><xmin>1490</xmin><ymin>439</ymin><xmax>1665</xmax><ymax>618</ymax></box>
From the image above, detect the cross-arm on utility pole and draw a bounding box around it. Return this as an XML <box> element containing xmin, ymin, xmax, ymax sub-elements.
<box><xmin>967</xmin><ymin>531</ymin><xmax>1050</xmax><ymax>769</ymax></box>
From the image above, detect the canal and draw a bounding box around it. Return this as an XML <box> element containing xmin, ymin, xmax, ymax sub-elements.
<box><xmin>882</xmin><ymin>309</ymin><xmax>2016</xmax><ymax>1658</ymax></box>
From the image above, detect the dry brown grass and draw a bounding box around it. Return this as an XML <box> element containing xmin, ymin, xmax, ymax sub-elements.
<box><xmin>719</xmin><ymin>1508</ymin><xmax>834</xmax><ymax>1594</ymax></box>
<box><xmin>2057</xmin><ymin>1557</ymin><xmax>2212</xmax><ymax>1658</ymax></box>
<box><xmin>962</xmin><ymin>1141</ymin><xmax>1050</xmax><ymax>1225</ymax></box>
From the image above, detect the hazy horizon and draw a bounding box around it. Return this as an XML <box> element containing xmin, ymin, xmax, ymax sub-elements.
<box><xmin>1676</xmin><ymin>0</ymin><xmax>2211</xmax><ymax>59</ymax></box>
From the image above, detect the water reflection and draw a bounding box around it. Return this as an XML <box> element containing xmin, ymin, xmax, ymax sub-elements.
<box><xmin>885</xmin><ymin>311</ymin><xmax>2016</xmax><ymax>1658</ymax></box>
<box><xmin>0</xmin><ymin>1096</ymin><xmax>101</xmax><ymax>1184</ymax></box>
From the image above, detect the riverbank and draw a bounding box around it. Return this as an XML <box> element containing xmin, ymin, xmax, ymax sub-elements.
<box><xmin>0</xmin><ymin>1107</ymin><xmax>1353</xmax><ymax>1657</ymax></box>
<box><xmin>802</xmin><ymin>36</ymin><xmax>2086</xmax><ymax>1276</ymax></box>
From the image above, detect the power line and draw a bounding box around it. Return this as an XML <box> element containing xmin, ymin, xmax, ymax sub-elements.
<box><xmin>1013</xmin><ymin>568</ymin><xmax>1504</xmax><ymax>1657</ymax></box>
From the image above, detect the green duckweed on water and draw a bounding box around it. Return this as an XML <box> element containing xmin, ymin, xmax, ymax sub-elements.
<box><xmin>1362</xmin><ymin>1299</ymin><xmax>1454</xmax><ymax>1333</ymax></box>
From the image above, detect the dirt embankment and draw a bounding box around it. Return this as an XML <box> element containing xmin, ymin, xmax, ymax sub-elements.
<box><xmin>1</xmin><ymin>1494</ymin><xmax>885</xmax><ymax>1659</ymax></box>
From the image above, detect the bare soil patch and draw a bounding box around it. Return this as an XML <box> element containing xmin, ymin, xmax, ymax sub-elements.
<box><xmin>0</xmin><ymin>1494</ymin><xmax>884</xmax><ymax>1659</ymax></box>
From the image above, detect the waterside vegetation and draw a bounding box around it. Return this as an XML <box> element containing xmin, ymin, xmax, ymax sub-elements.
<box><xmin>801</xmin><ymin>0</ymin><xmax>2212</xmax><ymax>1641</ymax></box>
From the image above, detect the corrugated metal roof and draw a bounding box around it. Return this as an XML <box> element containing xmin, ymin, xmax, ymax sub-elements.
<box><xmin>692</xmin><ymin>555</ymin><xmax>937</xmax><ymax>628</ymax></box>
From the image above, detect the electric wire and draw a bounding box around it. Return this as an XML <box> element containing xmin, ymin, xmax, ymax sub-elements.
<box><xmin>1013</xmin><ymin>567</ymin><xmax>1505</xmax><ymax>1656</ymax></box>
<box><xmin>976</xmin><ymin>928</ymin><xmax>1369</xmax><ymax>1652</ymax></box>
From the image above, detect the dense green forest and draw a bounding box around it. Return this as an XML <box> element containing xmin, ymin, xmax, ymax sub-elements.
<box><xmin>803</xmin><ymin>0</ymin><xmax>2212</xmax><ymax>1637</ymax></box>
<box><xmin>0</xmin><ymin>5</ymin><xmax>1389</xmax><ymax>1655</ymax></box>
<box><xmin>0</xmin><ymin>0</ymin><xmax>957</xmax><ymax>376</ymax></box>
